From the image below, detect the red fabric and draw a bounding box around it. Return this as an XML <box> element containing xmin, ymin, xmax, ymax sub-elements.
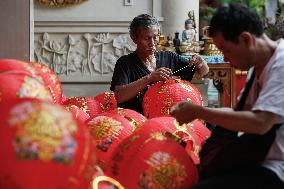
<box><xmin>94</xmin><ymin>92</ymin><xmax>117</xmax><ymax>112</ymax></box>
<box><xmin>0</xmin><ymin>98</ymin><xmax>96</xmax><ymax>189</ymax></box>
<box><xmin>86</xmin><ymin>112</ymin><xmax>134</xmax><ymax>171</ymax></box>
<box><xmin>107</xmin><ymin>123</ymin><xmax>198</xmax><ymax>189</ymax></box>
<box><xmin>143</xmin><ymin>79</ymin><xmax>203</xmax><ymax>118</ymax></box>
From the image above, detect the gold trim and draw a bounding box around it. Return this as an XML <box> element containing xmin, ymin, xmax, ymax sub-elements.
<box><xmin>35</xmin><ymin>0</ymin><xmax>88</xmax><ymax>8</ymax></box>
<box><xmin>92</xmin><ymin>175</ymin><xmax>125</xmax><ymax>189</ymax></box>
<box><xmin>235</xmin><ymin>69</ymin><xmax>248</xmax><ymax>76</ymax></box>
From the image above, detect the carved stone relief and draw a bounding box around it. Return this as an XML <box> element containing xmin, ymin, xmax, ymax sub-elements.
<box><xmin>34</xmin><ymin>32</ymin><xmax>136</xmax><ymax>81</ymax></box>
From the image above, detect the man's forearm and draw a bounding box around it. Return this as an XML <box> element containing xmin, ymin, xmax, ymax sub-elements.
<box><xmin>114</xmin><ymin>75</ymin><xmax>151</xmax><ymax>103</ymax></box>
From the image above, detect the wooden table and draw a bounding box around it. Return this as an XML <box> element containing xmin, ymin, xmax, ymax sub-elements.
<box><xmin>205</xmin><ymin>63</ymin><xmax>236</xmax><ymax>107</ymax></box>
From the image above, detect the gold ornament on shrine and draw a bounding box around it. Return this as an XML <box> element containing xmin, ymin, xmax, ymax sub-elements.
<box><xmin>202</xmin><ymin>26</ymin><xmax>223</xmax><ymax>56</ymax></box>
<box><xmin>35</xmin><ymin>0</ymin><xmax>88</xmax><ymax>8</ymax></box>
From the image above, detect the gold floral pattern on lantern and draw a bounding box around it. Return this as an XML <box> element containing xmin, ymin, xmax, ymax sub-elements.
<box><xmin>173</xmin><ymin>120</ymin><xmax>200</xmax><ymax>161</ymax></box>
<box><xmin>163</xmin><ymin>98</ymin><xmax>173</xmax><ymax>106</ymax></box>
<box><xmin>157</xmin><ymin>84</ymin><xmax>169</xmax><ymax>94</ymax></box>
<box><xmin>17</xmin><ymin>76</ymin><xmax>52</xmax><ymax>100</ymax></box>
<box><xmin>101</xmin><ymin>92</ymin><xmax>115</xmax><ymax>112</ymax></box>
<box><xmin>138</xmin><ymin>151</ymin><xmax>187</xmax><ymax>189</ymax></box>
<box><xmin>8</xmin><ymin>102</ymin><xmax>77</xmax><ymax>164</ymax></box>
<box><xmin>88</xmin><ymin>116</ymin><xmax>123</xmax><ymax>152</ymax></box>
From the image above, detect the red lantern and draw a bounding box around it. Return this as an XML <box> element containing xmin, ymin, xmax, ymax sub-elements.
<box><xmin>0</xmin><ymin>72</ymin><xmax>53</xmax><ymax>103</ymax></box>
<box><xmin>29</xmin><ymin>62</ymin><xmax>63</xmax><ymax>104</ymax></box>
<box><xmin>63</xmin><ymin>96</ymin><xmax>102</xmax><ymax>118</ymax></box>
<box><xmin>94</xmin><ymin>92</ymin><xmax>117</xmax><ymax>112</ymax></box>
<box><xmin>107</xmin><ymin>108</ymin><xmax>147</xmax><ymax>131</ymax></box>
<box><xmin>143</xmin><ymin>79</ymin><xmax>203</xmax><ymax>118</ymax></box>
<box><xmin>86</xmin><ymin>112</ymin><xmax>133</xmax><ymax>171</ymax></box>
<box><xmin>141</xmin><ymin>116</ymin><xmax>202</xmax><ymax>164</ymax></box>
<box><xmin>0</xmin><ymin>98</ymin><xmax>96</xmax><ymax>189</ymax></box>
<box><xmin>107</xmin><ymin>124</ymin><xmax>198</xmax><ymax>189</ymax></box>
<box><xmin>64</xmin><ymin>104</ymin><xmax>90</xmax><ymax>123</ymax></box>
<box><xmin>0</xmin><ymin>59</ymin><xmax>62</xmax><ymax>104</ymax></box>
<box><xmin>189</xmin><ymin>119</ymin><xmax>211</xmax><ymax>146</ymax></box>
<box><xmin>0</xmin><ymin>59</ymin><xmax>36</xmax><ymax>75</ymax></box>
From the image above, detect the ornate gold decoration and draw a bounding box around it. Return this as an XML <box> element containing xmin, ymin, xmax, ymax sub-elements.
<box><xmin>35</xmin><ymin>0</ymin><xmax>88</xmax><ymax>8</ymax></box>
<box><xmin>235</xmin><ymin>69</ymin><xmax>247</xmax><ymax>76</ymax></box>
<box><xmin>92</xmin><ymin>176</ymin><xmax>125</xmax><ymax>189</ymax></box>
<box><xmin>202</xmin><ymin>26</ymin><xmax>223</xmax><ymax>56</ymax></box>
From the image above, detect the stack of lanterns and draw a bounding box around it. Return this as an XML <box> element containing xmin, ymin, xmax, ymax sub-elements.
<box><xmin>0</xmin><ymin>59</ymin><xmax>212</xmax><ymax>189</ymax></box>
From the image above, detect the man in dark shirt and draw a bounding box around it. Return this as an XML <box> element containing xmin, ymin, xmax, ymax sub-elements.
<box><xmin>110</xmin><ymin>14</ymin><xmax>209</xmax><ymax>114</ymax></box>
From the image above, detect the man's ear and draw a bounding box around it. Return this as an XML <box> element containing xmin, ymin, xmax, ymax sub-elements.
<box><xmin>239</xmin><ymin>32</ymin><xmax>254</xmax><ymax>48</ymax></box>
<box><xmin>130</xmin><ymin>32</ymin><xmax>138</xmax><ymax>44</ymax></box>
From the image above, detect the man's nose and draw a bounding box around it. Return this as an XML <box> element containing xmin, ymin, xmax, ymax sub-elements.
<box><xmin>149</xmin><ymin>38</ymin><xmax>156</xmax><ymax>46</ymax></box>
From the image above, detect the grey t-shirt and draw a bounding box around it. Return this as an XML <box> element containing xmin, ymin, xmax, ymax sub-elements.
<box><xmin>245</xmin><ymin>39</ymin><xmax>284</xmax><ymax>182</ymax></box>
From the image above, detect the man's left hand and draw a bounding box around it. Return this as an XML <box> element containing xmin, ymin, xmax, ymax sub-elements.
<box><xmin>170</xmin><ymin>101</ymin><xmax>201</xmax><ymax>124</ymax></box>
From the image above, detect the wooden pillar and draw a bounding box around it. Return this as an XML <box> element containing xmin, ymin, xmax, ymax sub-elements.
<box><xmin>0</xmin><ymin>0</ymin><xmax>33</xmax><ymax>61</ymax></box>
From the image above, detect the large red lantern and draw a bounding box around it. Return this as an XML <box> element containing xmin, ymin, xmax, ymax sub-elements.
<box><xmin>0</xmin><ymin>72</ymin><xmax>53</xmax><ymax>103</ymax></box>
<box><xmin>86</xmin><ymin>112</ymin><xmax>134</xmax><ymax>171</ymax></box>
<box><xmin>107</xmin><ymin>125</ymin><xmax>198</xmax><ymax>189</ymax></box>
<box><xmin>143</xmin><ymin>79</ymin><xmax>203</xmax><ymax>118</ymax></box>
<box><xmin>63</xmin><ymin>96</ymin><xmax>102</xmax><ymax>118</ymax></box>
<box><xmin>141</xmin><ymin>116</ymin><xmax>202</xmax><ymax>164</ymax></box>
<box><xmin>0</xmin><ymin>98</ymin><xmax>96</xmax><ymax>189</ymax></box>
<box><xmin>0</xmin><ymin>59</ymin><xmax>62</xmax><ymax>104</ymax></box>
<box><xmin>94</xmin><ymin>92</ymin><xmax>117</xmax><ymax>112</ymax></box>
<box><xmin>0</xmin><ymin>59</ymin><xmax>36</xmax><ymax>75</ymax></box>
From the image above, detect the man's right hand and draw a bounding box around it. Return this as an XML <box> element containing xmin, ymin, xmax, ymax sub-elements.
<box><xmin>149</xmin><ymin>67</ymin><xmax>173</xmax><ymax>82</ymax></box>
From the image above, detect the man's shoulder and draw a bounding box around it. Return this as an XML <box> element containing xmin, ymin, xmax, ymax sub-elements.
<box><xmin>116</xmin><ymin>52</ymin><xmax>137</xmax><ymax>65</ymax></box>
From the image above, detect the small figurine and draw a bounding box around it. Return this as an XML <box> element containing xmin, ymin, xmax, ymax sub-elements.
<box><xmin>182</xmin><ymin>11</ymin><xmax>196</xmax><ymax>44</ymax></box>
<box><xmin>173</xmin><ymin>32</ymin><xmax>181</xmax><ymax>54</ymax></box>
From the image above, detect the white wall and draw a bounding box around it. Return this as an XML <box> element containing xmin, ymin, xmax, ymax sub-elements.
<box><xmin>34</xmin><ymin>0</ymin><xmax>200</xmax><ymax>97</ymax></box>
<box><xmin>35</xmin><ymin>0</ymin><xmax>162</xmax><ymax>22</ymax></box>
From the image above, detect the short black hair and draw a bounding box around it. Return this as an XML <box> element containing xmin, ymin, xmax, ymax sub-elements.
<box><xmin>209</xmin><ymin>3</ymin><xmax>264</xmax><ymax>43</ymax></box>
<box><xmin>129</xmin><ymin>14</ymin><xmax>160</xmax><ymax>37</ymax></box>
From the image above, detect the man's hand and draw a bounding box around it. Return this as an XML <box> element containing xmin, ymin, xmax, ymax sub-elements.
<box><xmin>190</xmin><ymin>54</ymin><xmax>209</xmax><ymax>78</ymax></box>
<box><xmin>170</xmin><ymin>101</ymin><xmax>201</xmax><ymax>124</ymax></box>
<box><xmin>149</xmin><ymin>67</ymin><xmax>173</xmax><ymax>82</ymax></box>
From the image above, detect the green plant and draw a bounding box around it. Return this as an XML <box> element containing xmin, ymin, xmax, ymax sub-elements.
<box><xmin>218</xmin><ymin>0</ymin><xmax>266</xmax><ymax>17</ymax></box>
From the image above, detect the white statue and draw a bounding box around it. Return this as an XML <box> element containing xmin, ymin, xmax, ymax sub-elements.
<box><xmin>182</xmin><ymin>11</ymin><xmax>196</xmax><ymax>44</ymax></box>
